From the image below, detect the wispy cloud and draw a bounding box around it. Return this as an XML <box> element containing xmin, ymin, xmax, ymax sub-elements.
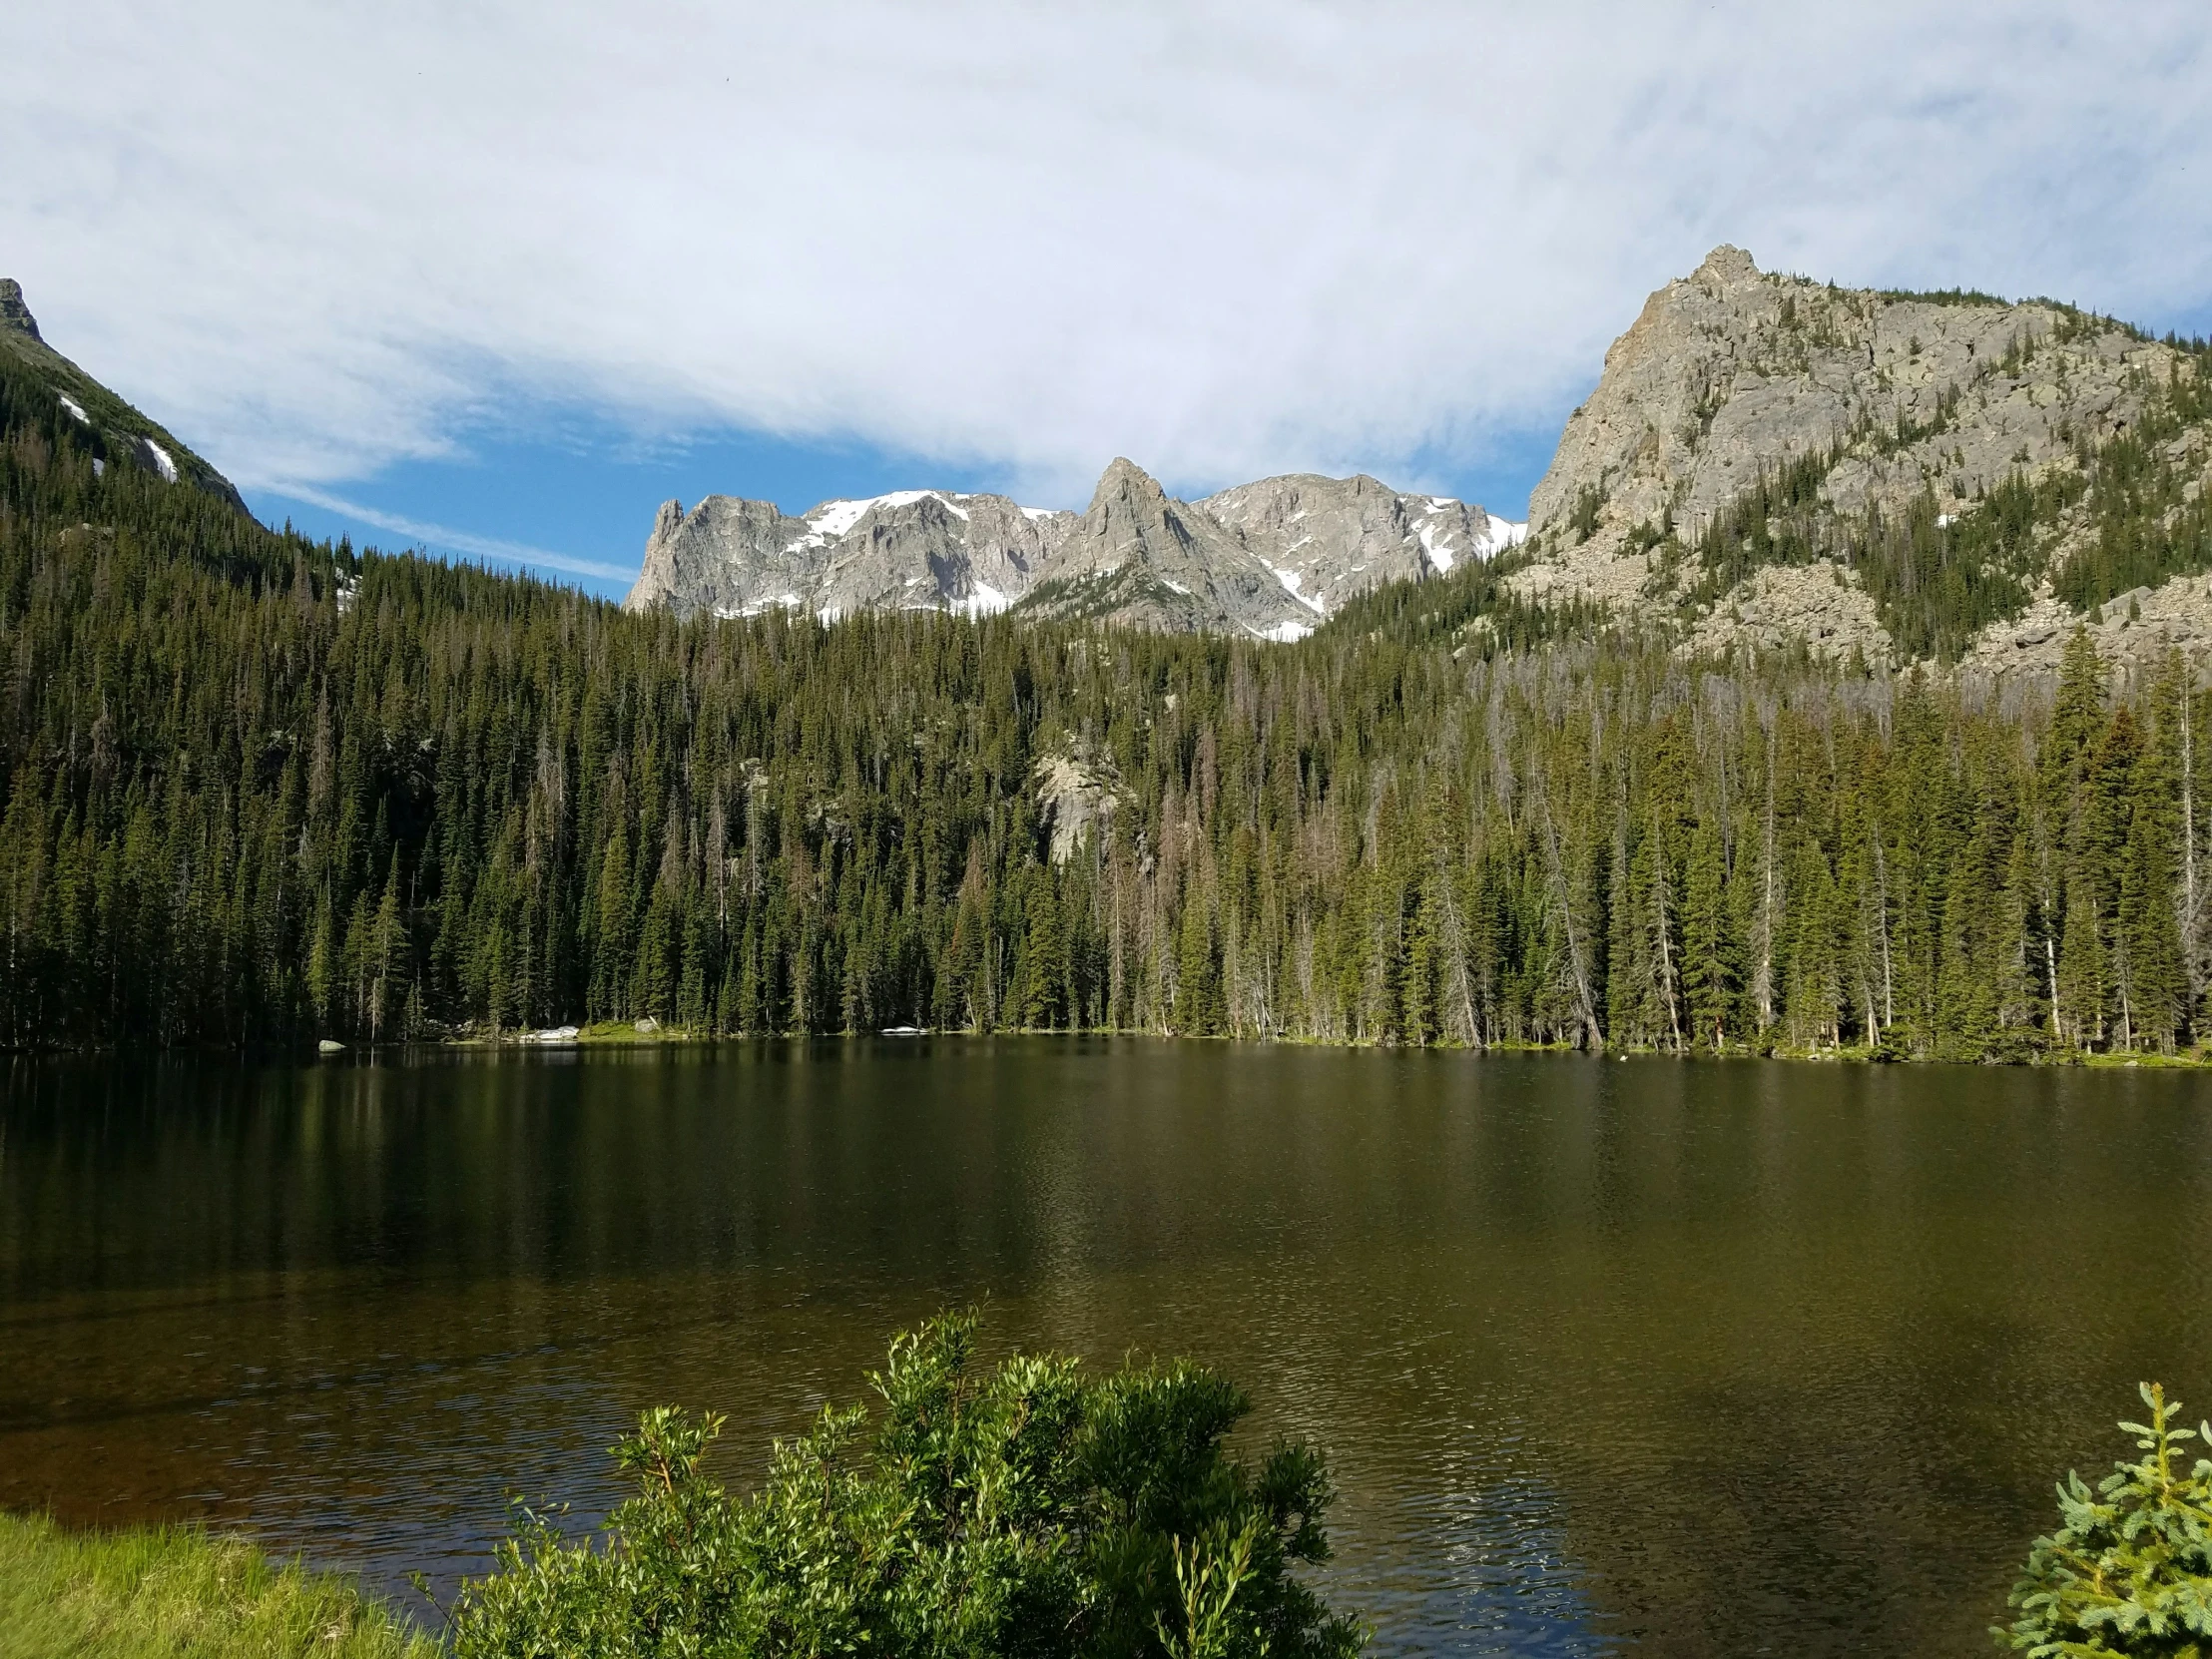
<box><xmin>273</xmin><ymin>485</ymin><xmax>635</xmax><ymax>585</ymax></box>
<box><xmin>5</xmin><ymin>2</ymin><xmax>2208</xmax><ymax>507</ymax></box>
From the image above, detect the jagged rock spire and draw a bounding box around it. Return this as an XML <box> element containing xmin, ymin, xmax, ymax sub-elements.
<box><xmin>0</xmin><ymin>278</ymin><xmax>40</xmax><ymax>341</ymax></box>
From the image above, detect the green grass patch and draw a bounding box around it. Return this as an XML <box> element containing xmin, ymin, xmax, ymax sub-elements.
<box><xmin>0</xmin><ymin>1513</ymin><xmax>432</xmax><ymax>1659</ymax></box>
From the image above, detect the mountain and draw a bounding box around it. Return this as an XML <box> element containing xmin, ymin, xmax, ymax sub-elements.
<box><xmin>1513</xmin><ymin>246</ymin><xmax>2212</xmax><ymax>670</ymax></box>
<box><xmin>624</xmin><ymin>458</ymin><xmax>1523</xmax><ymax>639</ymax></box>
<box><xmin>627</xmin><ymin>244</ymin><xmax>2210</xmax><ymax>668</ymax></box>
<box><xmin>10</xmin><ymin>256</ymin><xmax>2212</xmax><ymax>1065</ymax></box>
<box><xmin>0</xmin><ymin>278</ymin><xmax>248</xmax><ymax>512</ymax></box>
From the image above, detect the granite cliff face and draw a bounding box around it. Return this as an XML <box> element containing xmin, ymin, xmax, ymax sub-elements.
<box><xmin>1514</xmin><ymin>247</ymin><xmax>2212</xmax><ymax>669</ymax></box>
<box><xmin>0</xmin><ymin>278</ymin><xmax>248</xmax><ymax>512</ymax></box>
<box><xmin>627</xmin><ymin>489</ymin><xmax>1075</xmax><ymax>623</ymax></box>
<box><xmin>635</xmin><ymin>245</ymin><xmax>2209</xmax><ymax>666</ymax></box>
<box><xmin>625</xmin><ymin>459</ymin><xmax>1522</xmax><ymax>639</ymax></box>
<box><xmin>1198</xmin><ymin>471</ymin><xmax>1522</xmax><ymax>610</ymax></box>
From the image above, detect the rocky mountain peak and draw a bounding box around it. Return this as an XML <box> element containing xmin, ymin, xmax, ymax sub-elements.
<box><xmin>1691</xmin><ymin>245</ymin><xmax>1760</xmax><ymax>288</ymax></box>
<box><xmin>1512</xmin><ymin>247</ymin><xmax>2210</xmax><ymax>671</ymax></box>
<box><xmin>625</xmin><ymin>455</ymin><xmax>1521</xmax><ymax>639</ymax></box>
<box><xmin>1089</xmin><ymin>455</ymin><xmax>1164</xmax><ymax>506</ymax></box>
<box><xmin>0</xmin><ymin>278</ymin><xmax>39</xmax><ymax>341</ymax></box>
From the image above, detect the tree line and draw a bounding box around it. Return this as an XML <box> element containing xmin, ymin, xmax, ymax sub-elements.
<box><xmin>5</xmin><ymin>341</ymin><xmax>2212</xmax><ymax>1057</ymax></box>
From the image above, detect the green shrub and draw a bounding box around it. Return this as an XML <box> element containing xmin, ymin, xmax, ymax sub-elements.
<box><xmin>1996</xmin><ymin>1382</ymin><xmax>2212</xmax><ymax>1654</ymax></box>
<box><xmin>448</xmin><ymin>1312</ymin><xmax>1364</xmax><ymax>1659</ymax></box>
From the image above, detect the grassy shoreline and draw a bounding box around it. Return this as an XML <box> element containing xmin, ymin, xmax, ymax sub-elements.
<box><xmin>0</xmin><ymin>1513</ymin><xmax>431</xmax><ymax>1659</ymax></box>
<box><xmin>19</xmin><ymin>1020</ymin><xmax>2208</xmax><ymax>1063</ymax></box>
<box><xmin>400</xmin><ymin>1020</ymin><xmax>2212</xmax><ymax>1067</ymax></box>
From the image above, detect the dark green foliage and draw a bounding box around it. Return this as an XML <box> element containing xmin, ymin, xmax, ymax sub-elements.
<box><xmin>1876</xmin><ymin>286</ymin><xmax>2010</xmax><ymax>309</ymax></box>
<box><xmin>1996</xmin><ymin>1382</ymin><xmax>2212</xmax><ymax>1655</ymax></box>
<box><xmin>1566</xmin><ymin>482</ymin><xmax>1606</xmax><ymax>544</ymax></box>
<box><xmin>445</xmin><ymin>1312</ymin><xmax>1363</xmax><ymax>1659</ymax></box>
<box><xmin>2053</xmin><ymin>366</ymin><xmax>2212</xmax><ymax>611</ymax></box>
<box><xmin>8</xmin><ymin>338</ymin><xmax>2212</xmax><ymax>1060</ymax></box>
<box><xmin>1844</xmin><ymin>469</ymin><xmax>2082</xmax><ymax>662</ymax></box>
<box><xmin>1678</xmin><ymin>349</ymin><xmax>2212</xmax><ymax>663</ymax></box>
<box><xmin>1312</xmin><ymin>546</ymin><xmax>1609</xmax><ymax>659</ymax></box>
<box><xmin>1688</xmin><ymin>442</ymin><xmax>1842</xmax><ymax>595</ymax></box>
<box><xmin>0</xmin><ymin>306</ymin><xmax>250</xmax><ymax>512</ymax></box>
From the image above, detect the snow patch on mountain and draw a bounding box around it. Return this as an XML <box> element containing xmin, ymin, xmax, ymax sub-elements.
<box><xmin>1269</xmin><ymin>565</ymin><xmax>1329</xmax><ymax>616</ymax></box>
<box><xmin>630</xmin><ymin>462</ymin><xmax>1519</xmax><ymax>637</ymax></box>
<box><xmin>1480</xmin><ymin>516</ymin><xmax>1529</xmax><ymax>554</ymax></box>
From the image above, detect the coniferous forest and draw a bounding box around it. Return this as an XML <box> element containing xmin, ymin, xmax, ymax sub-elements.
<box><xmin>6</xmin><ymin>342</ymin><xmax>2212</xmax><ymax>1059</ymax></box>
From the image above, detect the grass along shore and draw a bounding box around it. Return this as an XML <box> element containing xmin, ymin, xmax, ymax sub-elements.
<box><xmin>318</xmin><ymin>1015</ymin><xmax>2212</xmax><ymax>1065</ymax></box>
<box><xmin>0</xmin><ymin>1513</ymin><xmax>431</xmax><ymax>1659</ymax></box>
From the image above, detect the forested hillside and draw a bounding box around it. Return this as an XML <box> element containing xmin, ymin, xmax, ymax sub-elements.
<box><xmin>6</xmin><ymin>314</ymin><xmax>2212</xmax><ymax>1058</ymax></box>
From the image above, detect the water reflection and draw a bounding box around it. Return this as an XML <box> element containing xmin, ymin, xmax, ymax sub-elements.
<box><xmin>3</xmin><ymin>1043</ymin><xmax>2211</xmax><ymax>1655</ymax></box>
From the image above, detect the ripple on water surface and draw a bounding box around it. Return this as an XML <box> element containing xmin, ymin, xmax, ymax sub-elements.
<box><xmin>3</xmin><ymin>1041</ymin><xmax>2211</xmax><ymax>1657</ymax></box>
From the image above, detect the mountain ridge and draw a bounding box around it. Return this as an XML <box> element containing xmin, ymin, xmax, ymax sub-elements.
<box><xmin>624</xmin><ymin>457</ymin><xmax>1524</xmax><ymax>638</ymax></box>
<box><xmin>0</xmin><ymin>278</ymin><xmax>249</xmax><ymax>513</ymax></box>
<box><xmin>1514</xmin><ymin>246</ymin><xmax>2212</xmax><ymax>670</ymax></box>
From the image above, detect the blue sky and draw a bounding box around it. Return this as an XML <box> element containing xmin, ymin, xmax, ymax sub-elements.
<box><xmin>9</xmin><ymin>2</ymin><xmax>2211</xmax><ymax>603</ymax></box>
<box><xmin>249</xmin><ymin>418</ymin><xmax>1575</xmax><ymax>603</ymax></box>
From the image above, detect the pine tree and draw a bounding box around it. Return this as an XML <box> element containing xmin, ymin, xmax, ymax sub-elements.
<box><xmin>1020</xmin><ymin>872</ymin><xmax>1069</xmax><ymax>1029</ymax></box>
<box><xmin>1681</xmin><ymin>817</ymin><xmax>1742</xmax><ymax>1048</ymax></box>
<box><xmin>1998</xmin><ymin>1383</ymin><xmax>2212</xmax><ymax>1652</ymax></box>
<box><xmin>592</xmin><ymin>822</ymin><xmax>634</xmax><ymax>1022</ymax></box>
<box><xmin>2055</xmin><ymin>869</ymin><xmax>2107</xmax><ymax>1049</ymax></box>
<box><xmin>367</xmin><ymin>860</ymin><xmax>407</xmax><ymax>1041</ymax></box>
<box><xmin>1174</xmin><ymin>886</ymin><xmax>1221</xmax><ymax>1036</ymax></box>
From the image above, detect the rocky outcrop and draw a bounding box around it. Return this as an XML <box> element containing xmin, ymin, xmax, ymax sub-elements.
<box><xmin>1514</xmin><ymin>246</ymin><xmax>2202</xmax><ymax>668</ymax></box>
<box><xmin>1527</xmin><ymin>247</ymin><xmax>2168</xmax><ymax>555</ymax></box>
<box><xmin>1958</xmin><ymin>578</ymin><xmax>2212</xmax><ymax>680</ymax></box>
<box><xmin>630</xmin><ymin>496</ymin><xmax>809</xmax><ymax>618</ymax></box>
<box><xmin>0</xmin><ymin>278</ymin><xmax>40</xmax><ymax>341</ymax></box>
<box><xmin>1197</xmin><ymin>472</ymin><xmax>1523</xmax><ymax>617</ymax></box>
<box><xmin>627</xmin><ymin>488</ymin><xmax>1080</xmax><ymax>622</ymax></box>
<box><xmin>1681</xmin><ymin>560</ymin><xmax>1894</xmax><ymax>668</ymax></box>
<box><xmin>624</xmin><ymin>459</ymin><xmax>1521</xmax><ymax>638</ymax></box>
<box><xmin>1013</xmin><ymin>458</ymin><xmax>1323</xmax><ymax>637</ymax></box>
<box><xmin>1033</xmin><ymin>746</ymin><xmax>1127</xmax><ymax>864</ymax></box>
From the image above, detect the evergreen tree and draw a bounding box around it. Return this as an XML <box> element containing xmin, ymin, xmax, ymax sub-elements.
<box><xmin>1681</xmin><ymin>817</ymin><xmax>1742</xmax><ymax>1048</ymax></box>
<box><xmin>1998</xmin><ymin>1382</ymin><xmax>2212</xmax><ymax>1654</ymax></box>
<box><xmin>1020</xmin><ymin>871</ymin><xmax>1070</xmax><ymax>1029</ymax></box>
<box><xmin>0</xmin><ymin>338</ymin><xmax>2204</xmax><ymax>1060</ymax></box>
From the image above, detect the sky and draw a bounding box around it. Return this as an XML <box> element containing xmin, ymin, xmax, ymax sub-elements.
<box><xmin>6</xmin><ymin>2</ymin><xmax>2211</xmax><ymax>600</ymax></box>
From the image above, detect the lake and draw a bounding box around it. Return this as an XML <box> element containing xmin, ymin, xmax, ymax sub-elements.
<box><xmin>3</xmin><ymin>1041</ymin><xmax>2209</xmax><ymax>1655</ymax></box>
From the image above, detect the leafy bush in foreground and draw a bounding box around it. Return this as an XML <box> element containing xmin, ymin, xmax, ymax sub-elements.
<box><xmin>447</xmin><ymin>1313</ymin><xmax>1363</xmax><ymax>1659</ymax></box>
<box><xmin>1997</xmin><ymin>1382</ymin><xmax>2212</xmax><ymax>1654</ymax></box>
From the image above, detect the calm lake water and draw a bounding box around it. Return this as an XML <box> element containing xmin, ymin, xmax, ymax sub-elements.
<box><xmin>3</xmin><ymin>1041</ymin><xmax>2210</xmax><ymax>1655</ymax></box>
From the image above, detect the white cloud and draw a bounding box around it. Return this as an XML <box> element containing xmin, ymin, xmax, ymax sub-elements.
<box><xmin>271</xmin><ymin>485</ymin><xmax>635</xmax><ymax>584</ymax></box>
<box><xmin>4</xmin><ymin>1</ymin><xmax>2208</xmax><ymax>508</ymax></box>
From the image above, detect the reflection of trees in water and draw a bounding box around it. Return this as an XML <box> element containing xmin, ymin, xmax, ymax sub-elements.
<box><xmin>5</xmin><ymin>1047</ymin><xmax>2212</xmax><ymax>1654</ymax></box>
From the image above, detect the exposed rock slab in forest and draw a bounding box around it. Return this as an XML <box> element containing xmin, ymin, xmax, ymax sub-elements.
<box><xmin>1959</xmin><ymin>576</ymin><xmax>2212</xmax><ymax>678</ymax></box>
<box><xmin>1033</xmin><ymin>747</ymin><xmax>1127</xmax><ymax>864</ymax></box>
<box><xmin>1681</xmin><ymin>560</ymin><xmax>1894</xmax><ymax>668</ymax></box>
